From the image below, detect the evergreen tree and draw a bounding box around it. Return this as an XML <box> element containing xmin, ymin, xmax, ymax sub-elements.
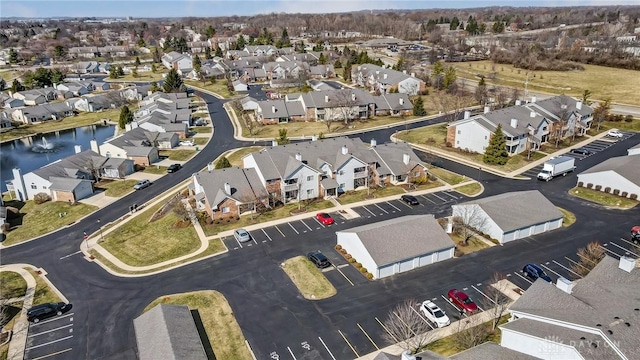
<box><xmin>204</xmin><ymin>46</ymin><xmax>212</xmax><ymax>59</ymax></box>
<box><xmin>54</xmin><ymin>45</ymin><xmax>66</xmax><ymax>60</ymax></box>
<box><xmin>9</xmin><ymin>49</ymin><xmax>18</xmax><ymax>64</ymax></box>
<box><xmin>153</xmin><ymin>47</ymin><xmax>161</xmax><ymax>63</ymax></box>
<box><xmin>318</xmin><ymin>53</ymin><xmax>326</xmax><ymax>65</ymax></box>
<box><xmin>0</xmin><ymin>78</ymin><xmax>5</xmax><ymax>91</ymax></box>
<box><xmin>205</xmin><ymin>25</ymin><xmax>216</xmax><ymax>38</ymax></box>
<box><xmin>134</xmin><ymin>56</ymin><xmax>141</xmax><ymax>66</ymax></box>
<box><xmin>333</xmin><ymin>59</ymin><xmax>342</xmax><ymax>69</ymax></box>
<box><xmin>150</xmin><ymin>81</ymin><xmax>159</xmax><ymax>93</ymax></box>
<box><xmin>276</xmin><ymin>129</ymin><xmax>290</xmax><ymax>145</ymax></box>
<box><xmin>117</xmin><ymin>66</ymin><xmax>125</xmax><ymax>77</ymax></box>
<box><xmin>151</xmin><ymin>63</ymin><xmax>157</xmax><ymax>73</ymax></box>
<box><xmin>215</xmin><ymin>156</ymin><xmax>232</xmax><ymax>169</ymax></box>
<box><xmin>236</xmin><ymin>35</ymin><xmax>246</xmax><ymax>50</ymax></box>
<box><xmin>215</xmin><ymin>45</ymin><xmax>223</xmax><ymax>57</ymax></box>
<box><xmin>483</xmin><ymin>124</ymin><xmax>509</xmax><ymax>165</ymax></box>
<box><xmin>132</xmin><ymin>67</ymin><xmax>138</xmax><ymax>78</ymax></box>
<box><xmin>109</xmin><ymin>66</ymin><xmax>118</xmax><ymax>79</ymax></box>
<box><xmin>118</xmin><ymin>105</ymin><xmax>134</xmax><ymax>129</ymax></box>
<box><xmin>342</xmin><ymin>61</ymin><xmax>352</xmax><ymax>82</ymax></box>
<box><xmin>11</xmin><ymin>79</ymin><xmax>24</xmax><ymax>93</ymax></box>
<box><xmin>443</xmin><ymin>66</ymin><xmax>457</xmax><ymax>90</ymax></box>
<box><xmin>163</xmin><ymin>68</ymin><xmax>184</xmax><ymax>93</ymax></box>
<box><xmin>193</xmin><ymin>54</ymin><xmax>201</xmax><ymax>72</ymax></box>
<box><xmin>412</xmin><ymin>97</ymin><xmax>426</xmax><ymax>116</ymax></box>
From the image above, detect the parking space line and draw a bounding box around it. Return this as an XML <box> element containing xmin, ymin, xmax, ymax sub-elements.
<box><xmin>373</xmin><ymin>203</ymin><xmax>388</xmax><ymax>214</ymax></box>
<box><xmin>539</xmin><ymin>263</ymin><xmax>561</xmax><ymax>278</ymax></box>
<box><xmin>440</xmin><ymin>295</ymin><xmax>465</xmax><ymax>316</ymax></box>
<box><xmin>471</xmin><ymin>285</ymin><xmax>496</xmax><ymax>306</ymax></box>
<box><xmin>275</xmin><ymin>226</ymin><xmax>286</xmax><ymax>237</ymax></box>
<box><xmin>513</xmin><ymin>271</ymin><xmax>533</xmax><ymax>284</ymax></box>
<box><xmin>318</xmin><ymin>337</ymin><xmax>337</xmax><ymax>360</ymax></box>
<box><xmin>233</xmin><ymin>236</ymin><xmax>243</xmax><ymax>249</ymax></box>
<box><xmin>25</xmin><ymin>336</ymin><xmax>73</xmax><ymax>351</ymax></box>
<box><xmin>357</xmin><ymin>323</ymin><xmax>380</xmax><ymax>350</ymax></box>
<box><xmin>386</xmin><ymin>201</ymin><xmax>402</xmax><ymax>212</ymax></box>
<box><xmin>300</xmin><ymin>220</ymin><xmax>313</xmax><ymax>232</ymax></box>
<box><xmin>600</xmin><ymin>244</ymin><xmax>622</xmax><ymax>258</ymax></box>
<box><xmin>361</xmin><ymin>206</ymin><xmax>376</xmax><ymax>217</ymax></box>
<box><xmin>420</xmin><ymin>195</ymin><xmax>436</xmax><ymax>204</ymax></box>
<box><xmin>28</xmin><ymin>324</ymin><xmax>73</xmax><ymax>338</ymax></box>
<box><xmin>287</xmin><ymin>346</ymin><xmax>297</xmax><ymax>360</ymax></box>
<box><xmin>444</xmin><ymin>191</ymin><xmax>459</xmax><ymax>199</ymax></box>
<box><xmin>375</xmin><ymin>316</ymin><xmax>399</xmax><ymax>343</ymax></box>
<box><xmin>30</xmin><ymin>348</ymin><xmax>73</xmax><ymax>360</ymax></box>
<box><xmin>334</xmin><ymin>265</ymin><xmax>355</xmax><ymax>286</ymax></box>
<box><xmin>262</xmin><ymin>229</ymin><xmax>273</xmax><ymax>242</ymax></box>
<box><xmin>312</xmin><ymin>217</ymin><xmax>326</xmax><ymax>228</ymax></box>
<box><xmin>552</xmin><ymin>260</ymin><xmax>581</xmax><ymax>278</ymax></box>
<box><xmin>607</xmin><ymin>242</ymin><xmax>638</xmax><ymax>257</ymax></box>
<box><xmin>397</xmin><ymin>199</ymin><xmax>413</xmax><ymax>208</ymax></box>
<box><xmin>337</xmin><ymin>330</ymin><xmax>360</xmax><ymax>358</ymax></box>
<box><xmin>288</xmin><ymin>222</ymin><xmax>299</xmax><ymax>235</ymax></box>
<box><xmin>393</xmin><ymin>311</ymin><xmax>417</xmax><ymax>336</ymax></box>
<box><xmin>618</xmin><ymin>237</ymin><xmax>640</xmax><ymax>250</ymax></box>
<box><xmin>247</xmin><ymin>231</ymin><xmax>258</xmax><ymax>245</ymax></box>
<box><xmin>29</xmin><ymin>313</ymin><xmax>73</xmax><ymax>326</ymax></box>
<box><xmin>431</xmin><ymin>193</ymin><xmax>447</xmax><ymax>202</ymax></box>
<box><xmin>410</xmin><ymin>306</ymin><xmax>435</xmax><ymax>330</ymax></box>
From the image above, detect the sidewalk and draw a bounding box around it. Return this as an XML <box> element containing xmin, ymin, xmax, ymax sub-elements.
<box><xmin>1</xmin><ymin>265</ymin><xmax>36</xmax><ymax>360</ymax></box>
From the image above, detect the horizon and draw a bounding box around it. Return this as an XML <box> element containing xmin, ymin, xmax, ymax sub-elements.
<box><xmin>1</xmin><ymin>0</ymin><xmax>638</xmax><ymax>19</ymax></box>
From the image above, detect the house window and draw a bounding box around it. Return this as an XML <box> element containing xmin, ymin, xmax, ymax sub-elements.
<box><xmin>306</xmin><ymin>189</ymin><xmax>313</xmax><ymax>196</ymax></box>
<box><xmin>221</xmin><ymin>207</ymin><xmax>230</xmax><ymax>214</ymax></box>
<box><xmin>339</xmin><ymin>183</ymin><xmax>345</xmax><ymax>189</ymax></box>
<box><xmin>414</xmin><ymin>171</ymin><xmax>420</xmax><ymax>177</ymax></box>
<box><xmin>306</xmin><ymin>175</ymin><xmax>313</xmax><ymax>181</ymax></box>
<box><xmin>456</xmin><ymin>140</ymin><xmax>459</xmax><ymax>145</ymax></box>
<box><xmin>457</xmin><ymin>130</ymin><xmax>461</xmax><ymax>134</ymax></box>
<box><xmin>31</xmin><ymin>184</ymin><xmax>37</xmax><ymax>189</ymax></box>
<box><xmin>485</xmin><ymin>135</ymin><xmax>487</xmax><ymax>140</ymax></box>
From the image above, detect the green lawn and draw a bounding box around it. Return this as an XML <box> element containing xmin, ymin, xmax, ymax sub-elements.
<box><xmin>143</xmin><ymin>165</ymin><xmax>168</xmax><ymax>174</ymax></box>
<box><xmin>0</xmin><ymin>271</ymin><xmax>27</xmax><ymax>299</ymax></box>
<box><xmin>425</xmin><ymin>315</ymin><xmax>509</xmax><ymax>357</ymax></box>
<box><xmin>281</xmin><ymin>256</ymin><xmax>337</xmax><ymax>300</ymax></box>
<box><xmin>159</xmin><ymin>149</ymin><xmax>197</xmax><ymax>161</ymax></box>
<box><xmin>95</xmin><ymin>179</ymin><xmax>138</xmax><ymax>197</ymax></box>
<box><xmin>189</xmin><ymin>126</ymin><xmax>213</xmax><ymax>134</ymax></box>
<box><xmin>452</xmin><ymin>60</ymin><xmax>640</xmax><ymax>105</ymax></box>
<box><xmin>100</xmin><ymin>200</ymin><xmax>202</xmax><ymax>266</ymax></box>
<box><xmin>590</xmin><ymin>119</ymin><xmax>640</xmax><ymax>133</ymax></box>
<box><xmin>225</xmin><ymin>146</ymin><xmax>263</xmax><ymax>167</ymax></box>
<box><xmin>27</xmin><ymin>269</ymin><xmax>62</xmax><ymax>305</ymax></box>
<box><xmin>558</xmin><ymin>207</ymin><xmax>576</xmax><ymax>227</ymax></box>
<box><xmin>336</xmin><ymin>186</ymin><xmax>405</xmax><ymax>205</ymax></box>
<box><xmin>185</xmin><ymin>80</ymin><xmax>234</xmax><ymax>98</ymax></box>
<box><xmin>451</xmin><ymin>233</ymin><xmax>490</xmax><ymax>256</ymax></box>
<box><xmin>105</xmin><ymin>70</ymin><xmax>167</xmax><ymax>83</ymax></box>
<box><xmin>429</xmin><ymin>167</ymin><xmax>466</xmax><ymax>185</ymax></box>
<box><xmin>144</xmin><ymin>290</ymin><xmax>252</xmax><ymax>360</ymax></box>
<box><xmin>2</xmin><ymin>199</ymin><xmax>97</xmax><ymax>246</ymax></box>
<box><xmin>569</xmin><ymin>187</ymin><xmax>638</xmax><ymax>209</ymax></box>
<box><xmin>455</xmin><ymin>182</ymin><xmax>483</xmax><ymax>196</ymax></box>
<box><xmin>0</xmin><ymin>108</ymin><xmax>121</xmax><ymax>143</ymax></box>
<box><xmin>201</xmin><ymin>200</ymin><xmax>334</xmax><ymax>236</ymax></box>
<box><xmin>193</xmin><ymin>137</ymin><xmax>209</xmax><ymax>145</ymax></box>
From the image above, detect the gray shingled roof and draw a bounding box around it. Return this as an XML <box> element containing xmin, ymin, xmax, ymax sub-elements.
<box><xmin>49</xmin><ymin>177</ymin><xmax>87</xmax><ymax>191</ymax></box>
<box><xmin>578</xmin><ymin>154</ymin><xmax>640</xmax><ymax>186</ymax></box>
<box><xmin>532</xmin><ymin>94</ymin><xmax>593</xmax><ymax>120</ymax></box>
<box><xmin>373</xmin><ymin>93</ymin><xmax>413</xmax><ymax>111</ymax></box>
<box><xmin>106</xmin><ymin>127</ymin><xmax>159</xmax><ymax>149</ymax></box>
<box><xmin>337</xmin><ymin>215</ymin><xmax>455</xmax><ymax>267</ymax></box>
<box><xmin>509</xmin><ymin>256</ymin><xmax>640</xmax><ymax>359</ymax></box>
<box><xmin>370</xmin><ymin>142</ymin><xmax>426</xmax><ymax>176</ymax></box>
<box><xmin>33</xmin><ymin>150</ymin><xmax>103</xmax><ymax>180</ymax></box>
<box><xmin>456</xmin><ymin>190</ymin><xmax>563</xmax><ymax>233</ymax></box>
<box><xmin>301</xmin><ymin>88</ymin><xmax>375</xmax><ymax>108</ymax></box>
<box><xmin>449</xmin><ymin>342</ymin><xmax>538</xmax><ymax>360</ymax></box>
<box><xmin>133</xmin><ymin>304</ymin><xmax>207</xmax><ymax>360</ymax></box>
<box><xmin>193</xmin><ymin>167</ymin><xmax>268</xmax><ymax>207</ymax></box>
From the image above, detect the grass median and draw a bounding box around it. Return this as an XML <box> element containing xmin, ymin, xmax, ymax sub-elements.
<box><xmin>27</xmin><ymin>269</ymin><xmax>62</xmax><ymax>305</ymax></box>
<box><xmin>144</xmin><ymin>290</ymin><xmax>252</xmax><ymax>360</ymax></box>
<box><xmin>337</xmin><ymin>186</ymin><xmax>405</xmax><ymax>205</ymax></box>
<box><xmin>455</xmin><ymin>183</ymin><xmax>483</xmax><ymax>197</ymax></box>
<box><xmin>281</xmin><ymin>256</ymin><xmax>337</xmax><ymax>300</ymax></box>
<box><xmin>429</xmin><ymin>167</ymin><xmax>466</xmax><ymax>185</ymax></box>
<box><xmin>225</xmin><ymin>146</ymin><xmax>263</xmax><ymax>167</ymax></box>
<box><xmin>0</xmin><ymin>271</ymin><xmax>27</xmax><ymax>300</ymax></box>
<box><xmin>558</xmin><ymin>207</ymin><xmax>576</xmax><ymax>227</ymax></box>
<box><xmin>569</xmin><ymin>187</ymin><xmax>638</xmax><ymax>209</ymax></box>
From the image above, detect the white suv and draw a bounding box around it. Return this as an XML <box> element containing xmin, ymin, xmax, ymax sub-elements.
<box><xmin>419</xmin><ymin>300</ymin><xmax>450</xmax><ymax>328</ymax></box>
<box><xmin>607</xmin><ymin>130</ymin><xmax>624</xmax><ymax>138</ymax></box>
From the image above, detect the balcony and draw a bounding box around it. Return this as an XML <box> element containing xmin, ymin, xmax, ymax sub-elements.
<box><xmin>353</xmin><ymin>170</ymin><xmax>367</xmax><ymax>179</ymax></box>
<box><xmin>283</xmin><ymin>183</ymin><xmax>298</xmax><ymax>191</ymax></box>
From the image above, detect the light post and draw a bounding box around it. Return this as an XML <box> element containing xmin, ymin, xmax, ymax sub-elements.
<box><xmin>477</xmin><ymin>167</ymin><xmax>482</xmax><ymax>183</ymax></box>
<box><xmin>97</xmin><ymin>219</ymin><xmax>104</xmax><ymax>242</ymax></box>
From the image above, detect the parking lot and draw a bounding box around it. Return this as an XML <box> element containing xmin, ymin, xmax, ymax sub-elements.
<box><xmin>23</xmin><ymin>311</ymin><xmax>74</xmax><ymax>360</ymax></box>
<box><xmin>520</xmin><ymin>131</ymin><xmax>636</xmax><ymax>179</ymax></box>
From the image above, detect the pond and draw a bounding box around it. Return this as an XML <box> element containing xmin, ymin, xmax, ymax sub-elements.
<box><xmin>0</xmin><ymin>124</ymin><xmax>115</xmax><ymax>192</ymax></box>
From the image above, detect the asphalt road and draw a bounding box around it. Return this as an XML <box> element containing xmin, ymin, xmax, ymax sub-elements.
<box><xmin>1</xmin><ymin>90</ymin><xmax>639</xmax><ymax>359</ymax></box>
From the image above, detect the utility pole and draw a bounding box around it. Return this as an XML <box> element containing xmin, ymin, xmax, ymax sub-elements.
<box><xmin>524</xmin><ymin>72</ymin><xmax>530</xmax><ymax>100</ymax></box>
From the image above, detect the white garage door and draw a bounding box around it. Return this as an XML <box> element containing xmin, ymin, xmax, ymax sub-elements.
<box><xmin>378</xmin><ymin>265</ymin><xmax>395</xmax><ymax>278</ymax></box>
<box><xmin>534</xmin><ymin>223</ymin><xmax>546</xmax><ymax>234</ymax></box>
<box><xmin>399</xmin><ymin>259</ymin><xmax>414</xmax><ymax>273</ymax></box>
<box><xmin>437</xmin><ymin>249</ymin><xmax>452</xmax><ymax>262</ymax></box>
<box><xmin>419</xmin><ymin>254</ymin><xmax>433</xmax><ymax>266</ymax></box>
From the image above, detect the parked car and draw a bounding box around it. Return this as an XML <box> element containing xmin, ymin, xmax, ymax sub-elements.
<box><xmin>522</xmin><ymin>263</ymin><xmax>552</xmax><ymax>282</ymax></box>
<box><xmin>570</xmin><ymin>148</ymin><xmax>592</xmax><ymax>156</ymax></box>
<box><xmin>166</xmin><ymin>163</ymin><xmax>182</xmax><ymax>173</ymax></box>
<box><xmin>447</xmin><ymin>289</ymin><xmax>478</xmax><ymax>313</ymax></box>
<box><xmin>27</xmin><ymin>302</ymin><xmax>72</xmax><ymax>323</ymax></box>
<box><xmin>233</xmin><ymin>229</ymin><xmax>251</xmax><ymax>243</ymax></box>
<box><xmin>316</xmin><ymin>212</ymin><xmax>334</xmax><ymax>225</ymax></box>
<box><xmin>133</xmin><ymin>179</ymin><xmax>151</xmax><ymax>190</ymax></box>
<box><xmin>607</xmin><ymin>130</ymin><xmax>624</xmax><ymax>138</ymax></box>
<box><xmin>419</xmin><ymin>300</ymin><xmax>450</xmax><ymax>327</ymax></box>
<box><xmin>401</xmin><ymin>195</ymin><xmax>420</xmax><ymax>206</ymax></box>
<box><xmin>179</xmin><ymin>140</ymin><xmax>195</xmax><ymax>146</ymax></box>
<box><xmin>307</xmin><ymin>251</ymin><xmax>331</xmax><ymax>268</ymax></box>
<box><xmin>194</xmin><ymin>119</ymin><xmax>207</xmax><ymax>126</ymax></box>
<box><xmin>631</xmin><ymin>226</ymin><xmax>640</xmax><ymax>245</ymax></box>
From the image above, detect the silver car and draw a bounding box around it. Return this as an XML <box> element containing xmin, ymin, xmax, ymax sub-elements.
<box><xmin>133</xmin><ymin>179</ymin><xmax>151</xmax><ymax>190</ymax></box>
<box><xmin>233</xmin><ymin>229</ymin><xmax>251</xmax><ymax>243</ymax></box>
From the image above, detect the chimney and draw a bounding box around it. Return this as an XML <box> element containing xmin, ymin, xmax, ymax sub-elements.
<box><xmin>74</xmin><ymin>145</ymin><xmax>82</xmax><ymax>154</ymax></box>
<box><xmin>515</xmin><ymin>99</ymin><xmax>522</xmax><ymax>106</ymax></box>
<box><xmin>401</xmin><ymin>351</ymin><xmax>416</xmax><ymax>360</ymax></box>
<box><xmin>351</xmin><ymin>93</ymin><xmax>356</xmax><ymax>101</ymax></box>
<box><xmin>410</xmin><ymin>72</ymin><xmax>415</xmax><ymax>77</ymax></box>
<box><xmin>510</xmin><ymin>118</ymin><xmax>518</xmax><ymax>128</ymax></box>
<box><xmin>90</xmin><ymin>139</ymin><xmax>100</xmax><ymax>155</ymax></box>
<box><xmin>484</xmin><ymin>106</ymin><xmax>490</xmax><ymax>114</ymax></box>
<box><xmin>295</xmin><ymin>152</ymin><xmax>302</xmax><ymax>161</ymax></box>
<box><xmin>403</xmin><ymin>153</ymin><xmax>410</xmax><ymax>165</ymax></box>
<box><xmin>531</xmin><ymin>96</ymin><xmax>537</xmax><ymax>103</ymax></box>
<box><xmin>383</xmin><ymin>73</ymin><xmax>388</xmax><ymax>79</ymax></box>
<box><xmin>207</xmin><ymin>162</ymin><xmax>213</xmax><ymax>171</ymax></box>
<box><xmin>375</xmin><ymin>70</ymin><xmax>380</xmax><ymax>75</ymax></box>
<box><xmin>358</xmin><ymin>65</ymin><xmax>361</xmax><ymax>71</ymax></box>
<box><xmin>224</xmin><ymin>182</ymin><xmax>231</xmax><ymax>195</ymax></box>
<box><xmin>619</xmin><ymin>256</ymin><xmax>636</xmax><ymax>273</ymax></box>
<box><xmin>464</xmin><ymin>111</ymin><xmax>471</xmax><ymax>119</ymax></box>
<box><xmin>370</xmin><ymin>139</ymin><xmax>377</xmax><ymax>147</ymax></box>
<box><xmin>271</xmin><ymin>140</ymin><xmax>278</xmax><ymax>147</ymax></box>
<box><xmin>556</xmin><ymin>277</ymin><xmax>574</xmax><ymax>294</ymax></box>
<box><xmin>399</xmin><ymin>98</ymin><xmax>404</xmax><ymax>105</ymax></box>
<box><xmin>11</xmin><ymin>168</ymin><xmax>27</xmax><ymax>201</ymax></box>
<box><xmin>271</xmin><ymin>105</ymin><xmax>276</xmax><ymax>113</ymax></box>
<box><xmin>341</xmin><ymin>145</ymin><xmax>348</xmax><ymax>155</ymax></box>
<box><xmin>576</xmin><ymin>101</ymin><xmax>583</xmax><ymax>110</ymax></box>
<box><xmin>530</xmin><ymin>111</ymin><xmax>536</xmax><ymax>118</ymax></box>
<box><xmin>324</xmin><ymin>95</ymin><xmax>329</xmax><ymax>103</ymax></box>
<box><xmin>402</xmin><ymin>70</ymin><xmax>407</xmax><ymax>74</ymax></box>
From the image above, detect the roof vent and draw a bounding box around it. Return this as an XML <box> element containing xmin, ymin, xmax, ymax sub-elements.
<box><xmin>614</xmin><ymin>316</ymin><xmax>620</xmax><ymax>319</ymax></box>
<box><xmin>556</xmin><ymin>276</ymin><xmax>574</xmax><ymax>294</ymax></box>
<box><xmin>510</xmin><ymin>118</ymin><xmax>518</xmax><ymax>128</ymax></box>
<box><xmin>484</xmin><ymin>106</ymin><xmax>490</xmax><ymax>114</ymax></box>
<box><xmin>619</xmin><ymin>256</ymin><xmax>636</xmax><ymax>273</ymax></box>
<box><xmin>591</xmin><ymin>343</ymin><xmax>598</xmax><ymax>348</ymax></box>
<box><xmin>224</xmin><ymin>182</ymin><xmax>231</xmax><ymax>195</ymax></box>
<box><xmin>625</xmin><ymin>322</ymin><xmax>631</xmax><ymax>327</ymax></box>
<box><xmin>607</xmin><ymin>330</ymin><xmax>613</xmax><ymax>335</ymax></box>
<box><xmin>295</xmin><ymin>152</ymin><xmax>302</xmax><ymax>161</ymax></box>
<box><xmin>596</xmin><ymin>324</ymin><xmax>602</xmax><ymax>327</ymax></box>
<box><xmin>464</xmin><ymin>110</ymin><xmax>471</xmax><ymax>119</ymax></box>
<box><xmin>580</xmin><ymin>337</ymin><xmax>586</xmax><ymax>340</ymax></box>
<box><xmin>341</xmin><ymin>145</ymin><xmax>348</xmax><ymax>155</ymax></box>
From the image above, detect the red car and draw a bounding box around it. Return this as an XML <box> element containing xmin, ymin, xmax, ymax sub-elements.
<box><xmin>316</xmin><ymin>212</ymin><xmax>334</xmax><ymax>225</ymax></box>
<box><xmin>448</xmin><ymin>289</ymin><xmax>478</xmax><ymax>313</ymax></box>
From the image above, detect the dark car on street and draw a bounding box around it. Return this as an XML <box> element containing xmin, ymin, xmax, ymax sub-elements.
<box><xmin>166</xmin><ymin>163</ymin><xmax>182</xmax><ymax>173</ymax></box>
<box><xmin>27</xmin><ymin>302</ymin><xmax>72</xmax><ymax>323</ymax></box>
<box><xmin>401</xmin><ymin>195</ymin><xmax>420</xmax><ymax>205</ymax></box>
<box><xmin>307</xmin><ymin>251</ymin><xmax>331</xmax><ymax>268</ymax></box>
<box><xmin>570</xmin><ymin>148</ymin><xmax>593</xmax><ymax>156</ymax></box>
<box><xmin>522</xmin><ymin>263</ymin><xmax>552</xmax><ymax>282</ymax></box>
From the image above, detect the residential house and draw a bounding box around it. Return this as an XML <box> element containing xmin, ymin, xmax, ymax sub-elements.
<box><xmin>93</xmin><ymin>128</ymin><xmax>161</xmax><ymax>166</ymax></box>
<box><xmin>161</xmin><ymin>51</ymin><xmax>193</xmax><ymax>73</ymax></box>
<box><xmin>68</xmin><ymin>61</ymin><xmax>110</xmax><ymax>74</ymax></box>
<box><xmin>627</xmin><ymin>142</ymin><xmax>640</xmax><ymax>156</ymax></box>
<box><xmin>372</xmin><ymin>93</ymin><xmax>413</xmax><ymax>117</ymax></box>
<box><xmin>12</xmin><ymin>102</ymin><xmax>75</xmax><ymax>124</ymax></box>
<box><xmin>451</xmin><ymin>190</ymin><xmax>564</xmax><ymax>244</ymax></box>
<box><xmin>244</xmin><ymin>45</ymin><xmax>277</xmax><ymax>57</ymax></box>
<box><xmin>309</xmin><ymin>64</ymin><xmax>335</xmax><ymax>79</ymax></box>
<box><xmin>352</xmin><ymin>63</ymin><xmax>425</xmax><ymax>95</ymax></box>
<box><xmin>254</xmin><ymin>99</ymin><xmax>306</xmax><ymax>124</ymax></box>
<box><xmin>55</xmin><ymin>82</ymin><xmax>90</xmax><ymax>97</ymax></box>
<box><xmin>369</xmin><ymin>141</ymin><xmax>428</xmax><ymax>186</ymax></box>
<box><xmin>240</xmin><ymin>96</ymin><xmax>259</xmax><ymax>112</ymax></box>
<box><xmin>336</xmin><ymin>215</ymin><xmax>455</xmax><ymax>279</ymax></box>
<box><xmin>3</xmin><ymin>98</ymin><xmax>24</xmax><ymax>109</ymax></box>
<box><xmin>576</xmin><ymin>153</ymin><xmax>640</xmax><ymax>199</ymax></box>
<box><xmin>73</xmin><ymin>93</ymin><xmax>118</xmax><ymax>112</ymax></box>
<box><xmin>189</xmin><ymin>63</ymin><xmax>226</xmax><ymax>80</ymax></box>
<box><xmin>13</xmin><ymin>88</ymin><xmax>58</xmax><ymax>105</ymax></box>
<box><xmin>500</xmin><ymin>255</ymin><xmax>640</xmax><ymax>359</ymax></box>
<box><xmin>120</xmin><ymin>85</ymin><xmax>151</xmax><ymax>101</ymax></box>
<box><xmin>263</xmin><ymin>61</ymin><xmax>309</xmax><ymax>80</ymax></box>
<box><xmin>127</xmin><ymin>121</ymin><xmax>180</xmax><ymax>148</ymax></box>
<box><xmin>529</xmin><ymin>94</ymin><xmax>594</xmax><ymax>139</ymax></box>
<box><xmin>69</xmin><ymin>46</ymin><xmax>99</xmax><ymax>59</ymax></box>
<box><xmin>447</xmin><ymin>103</ymin><xmax>551</xmax><ymax>155</ymax></box>
<box><xmin>187</xmin><ymin>40</ymin><xmax>211</xmax><ymax>53</ymax></box>
<box><xmin>98</xmin><ymin>45</ymin><xmax>129</xmax><ymax>58</ymax></box>
<box><xmin>295</xmin><ymin>88</ymin><xmax>376</xmax><ymax>122</ymax></box>
<box><xmin>232</xmin><ymin>80</ymin><xmax>248</xmax><ymax>92</ymax></box>
<box><xmin>191</xmin><ymin>167</ymin><xmax>269</xmax><ymax>221</ymax></box>
<box><xmin>0</xmin><ymin>111</ymin><xmax>13</xmax><ymax>130</ymax></box>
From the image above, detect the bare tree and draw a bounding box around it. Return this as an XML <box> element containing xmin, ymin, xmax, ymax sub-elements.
<box><xmin>430</xmin><ymin>88</ymin><xmax>468</xmax><ymax>123</ymax></box>
<box><xmin>381</xmin><ymin>299</ymin><xmax>435</xmax><ymax>354</ymax></box>
<box><xmin>452</xmin><ymin>318</ymin><xmax>490</xmax><ymax>350</ymax></box>
<box><xmin>452</xmin><ymin>205</ymin><xmax>490</xmax><ymax>245</ymax></box>
<box><xmin>571</xmin><ymin>241</ymin><xmax>605</xmax><ymax>277</ymax></box>
<box><xmin>593</xmin><ymin>98</ymin><xmax>611</xmax><ymax>131</ymax></box>
<box><xmin>331</xmin><ymin>89</ymin><xmax>360</xmax><ymax>125</ymax></box>
<box><xmin>483</xmin><ymin>272</ymin><xmax>511</xmax><ymax>330</ymax></box>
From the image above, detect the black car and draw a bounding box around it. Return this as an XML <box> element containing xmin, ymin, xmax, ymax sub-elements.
<box><xmin>167</xmin><ymin>163</ymin><xmax>182</xmax><ymax>173</ymax></box>
<box><xmin>522</xmin><ymin>264</ymin><xmax>552</xmax><ymax>282</ymax></box>
<box><xmin>401</xmin><ymin>194</ymin><xmax>420</xmax><ymax>206</ymax></box>
<box><xmin>27</xmin><ymin>302</ymin><xmax>71</xmax><ymax>323</ymax></box>
<box><xmin>570</xmin><ymin>148</ymin><xmax>592</xmax><ymax>156</ymax></box>
<box><xmin>307</xmin><ymin>251</ymin><xmax>331</xmax><ymax>268</ymax></box>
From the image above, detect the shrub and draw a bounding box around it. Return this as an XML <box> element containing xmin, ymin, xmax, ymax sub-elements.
<box><xmin>33</xmin><ymin>192</ymin><xmax>50</xmax><ymax>205</ymax></box>
<box><xmin>630</xmin><ymin>194</ymin><xmax>638</xmax><ymax>200</ymax></box>
<box><xmin>335</xmin><ymin>244</ymin><xmax>342</xmax><ymax>251</ymax></box>
<box><xmin>621</xmin><ymin>191</ymin><xmax>628</xmax><ymax>198</ymax></box>
<box><xmin>360</xmin><ymin>267</ymin><xmax>368</xmax><ymax>274</ymax></box>
<box><xmin>437</xmin><ymin>217</ymin><xmax>448</xmax><ymax>229</ymax></box>
<box><xmin>613</xmin><ymin>189</ymin><xmax>620</xmax><ymax>196</ymax></box>
<box><xmin>595</xmin><ymin>185</ymin><xmax>602</xmax><ymax>191</ymax></box>
<box><xmin>577</xmin><ymin>181</ymin><xmax>584</xmax><ymax>187</ymax></box>
<box><xmin>586</xmin><ymin>183</ymin><xmax>593</xmax><ymax>189</ymax></box>
<box><xmin>624</xmin><ymin>115</ymin><xmax>633</xmax><ymax>123</ymax></box>
<box><xmin>604</xmin><ymin>187</ymin><xmax>611</xmax><ymax>193</ymax></box>
<box><xmin>365</xmin><ymin>273</ymin><xmax>374</xmax><ymax>280</ymax></box>
<box><xmin>445</xmin><ymin>141</ymin><xmax>453</xmax><ymax>148</ymax></box>
<box><xmin>354</xmin><ymin>262</ymin><xmax>362</xmax><ymax>269</ymax></box>
<box><xmin>348</xmin><ymin>258</ymin><xmax>356</xmax><ymax>263</ymax></box>
<box><xmin>339</xmin><ymin>248</ymin><xmax>347</xmax><ymax>254</ymax></box>
<box><xmin>344</xmin><ymin>254</ymin><xmax>352</xmax><ymax>260</ymax></box>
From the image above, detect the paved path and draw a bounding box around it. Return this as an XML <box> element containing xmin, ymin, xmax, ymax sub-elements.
<box><xmin>1</xmin><ymin>265</ymin><xmax>36</xmax><ymax>360</ymax></box>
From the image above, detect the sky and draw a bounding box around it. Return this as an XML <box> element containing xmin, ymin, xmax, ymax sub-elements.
<box><xmin>1</xmin><ymin>0</ymin><xmax>637</xmax><ymax>18</ymax></box>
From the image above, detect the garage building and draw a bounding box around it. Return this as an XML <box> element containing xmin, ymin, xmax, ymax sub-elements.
<box><xmin>576</xmin><ymin>154</ymin><xmax>640</xmax><ymax>199</ymax></box>
<box><xmin>451</xmin><ymin>190</ymin><xmax>563</xmax><ymax>245</ymax></box>
<box><xmin>336</xmin><ymin>215</ymin><xmax>455</xmax><ymax>279</ymax></box>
